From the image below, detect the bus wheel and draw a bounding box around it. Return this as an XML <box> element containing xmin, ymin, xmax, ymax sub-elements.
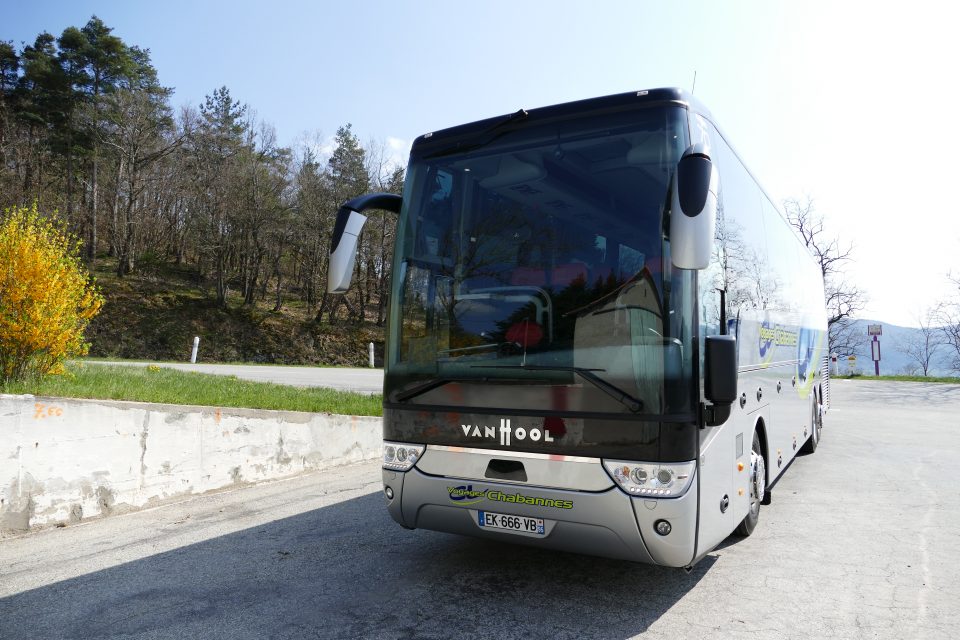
<box><xmin>800</xmin><ymin>399</ymin><xmax>820</xmax><ymax>455</ymax></box>
<box><xmin>735</xmin><ymin>431</ymin><xmax>765</xmax><ymax>537</ymax></box>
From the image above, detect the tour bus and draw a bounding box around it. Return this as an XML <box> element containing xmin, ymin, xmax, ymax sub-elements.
<box><xmin>328</xmin><ymin>88</ymin><xmax>828</xmax><ymax>568</ymax></box>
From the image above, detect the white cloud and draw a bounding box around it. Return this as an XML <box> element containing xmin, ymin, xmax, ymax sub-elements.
<box><xmin>385</xmin><ymin>136</ymin><xmax>413</xmax><ymax>171</ymax></box>
<box><xmin>386</xmin><ymin>136</ymin><xmax>409</xmax><ymax>151</ymax></box>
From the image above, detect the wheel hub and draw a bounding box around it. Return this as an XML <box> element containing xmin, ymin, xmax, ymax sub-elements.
<box><xmin>750</xmin><ymin>450</ymin><xmax>766</xmax><ymax>513</ymax></box>
<box><xmin>812</xmin><ymin>404</ymin><xmax>821</xmax><ymax>444</ymax></box>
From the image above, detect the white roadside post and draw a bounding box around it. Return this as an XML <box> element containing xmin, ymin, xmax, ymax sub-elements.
<box><xmin>191</xmin><ymin>336</ymin><xmax>200</xmax><ymax>364</ymax></box>
<box><xmin>369</xmin><ymin>342</ymin><xmax>375</xmax><ymax>368</ymax></box>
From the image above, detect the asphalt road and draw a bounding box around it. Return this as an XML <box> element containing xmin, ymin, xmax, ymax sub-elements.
<box><xmin>89</xmin><ymin>361</ymin><xmax>384</xmax><ymax>394</ymax></box>
<box><xmin>1</xmin><ymin>379</ymin><xmax>958</xmax><ymax>639</ymax></box>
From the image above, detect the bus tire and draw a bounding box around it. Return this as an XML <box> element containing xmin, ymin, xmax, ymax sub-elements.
<box><xmin>735</xmin><ymin>430</ymin><xmax>765</xmax><ymax>537</ymax></box>
<box><xmin>799</xmin><ymin>398</ymin><xmax>821</xmax><ymax>455</ymax></box>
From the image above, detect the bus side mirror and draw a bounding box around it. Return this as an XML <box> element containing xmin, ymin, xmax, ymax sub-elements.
<box><xmin>328</xmin><ymin>193</ymin><xmax>402</xmax><ymax>294</ymax></box>
<box><xmin>328</xmin><ymin>208</ymin><xmax>367</xmax><ymax>294</ymax></box>
<box><xmin>670</xmin><ymin>144</ymin><xmax>718</xmax><ymax>270</ymax></box>
<box><xmin>705</xmin><ymin>335</ymin><xmax>737</xmax><ymax>405</ymax></box>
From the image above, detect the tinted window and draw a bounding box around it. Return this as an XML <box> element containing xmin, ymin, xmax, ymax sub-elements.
<box><xmin>389</xmin><ymin>106</ymin><xmax>695</xmax><ymax>415</ymax></box>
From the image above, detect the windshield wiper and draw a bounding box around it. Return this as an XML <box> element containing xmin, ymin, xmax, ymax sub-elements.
<box><xmin>393</xmin><ymin>377</ymin><xmax>463</xmax><ymax>403</ymax></box>
<box><xmin>472</xmin><ymin>364</ymin><xmax>644</xmax><ymax>413</ymax></box>
<box><xmin>423</xmin><ymin>109</ymin><xmax>529</xmax><ymax>159</ymax></box>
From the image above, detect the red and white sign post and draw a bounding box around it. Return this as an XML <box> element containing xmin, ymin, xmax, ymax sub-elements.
<box><xmin>868</xmin><ymin>325</ymin><xmax>882</xmax><ymax>376</ymax></box>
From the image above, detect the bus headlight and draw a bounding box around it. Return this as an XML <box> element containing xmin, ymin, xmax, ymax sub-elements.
<box><xmin>383</xmin><ymin>442</ymin><xmax>425</xmax><ymax>471</ymax></box>
<box><xmin>603</xmin><ymin>460</ymin><xmax>696</xmax><ymax>498</ymax></box>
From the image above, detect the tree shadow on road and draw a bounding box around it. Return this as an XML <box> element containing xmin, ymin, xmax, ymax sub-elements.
<box><xmin>0</xmin><ymin>492</ymin><xmax>714</xmax><ymax>639</ymax></box>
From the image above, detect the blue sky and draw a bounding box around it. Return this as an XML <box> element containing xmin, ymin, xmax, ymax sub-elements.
<box><xmin>7</xmin><ymin>1</ymin><xmax>960</xmax><ymax>328</ymax></box>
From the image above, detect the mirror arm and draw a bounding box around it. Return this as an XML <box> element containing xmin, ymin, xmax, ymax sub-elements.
<box><xmin>330</xmin><ymin>193</ymin><xmax>402</xmax><ymax>254</ymax></box>
<box><xmin>703</xmin><ymin>402</ymin><xmax>732</xmax><ymax>427</ymax></box>
<box><xmin>718</xmin><ymin>288</ymin><xmax>727</xmax><ymax>335</ymax></box>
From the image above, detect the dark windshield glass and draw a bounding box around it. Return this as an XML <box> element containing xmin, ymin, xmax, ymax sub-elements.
<box><xmin>388</xmin><ymin>106</ymin><xmax>695</xmax><ymax>416</ymax></box>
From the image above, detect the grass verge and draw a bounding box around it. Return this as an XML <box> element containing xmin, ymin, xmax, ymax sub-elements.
<box><xmin>837</xmin><ymin>374</ymin><xmax>960</xmax><ymax>384</ymax></box>
<box><xmin>79</xmin><ymin>357</ymin><xmax>346</xmax><ymax>368</ymax></box>
<box><xmin>1</xmin><ymin>364</ymin><xmax>383</xmax><ymax>416</ymax></box>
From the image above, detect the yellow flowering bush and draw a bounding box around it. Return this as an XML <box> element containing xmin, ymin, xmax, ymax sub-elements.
<box><xmin>0</xmin><ymin>204</ymin><xmax>103</xmax><ymax>383</ymax></box>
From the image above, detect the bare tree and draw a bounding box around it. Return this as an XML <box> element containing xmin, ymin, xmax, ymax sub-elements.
<box><xmin>364</xmin><ymin>138</ymin><xmax>403</xmax><ymax>325</ymax></box>
<box><xmin>101</xmin><ymin>86</ymin><xmax>180</xmax><ymax>276</ymax></box>
<box><xmin>290</xmin><ymin>136</ymin><xmax>334</xmax><ymax>311</ymax></box>
<box><xmin>896</xmin><ymin>309</ymin><xmax>944</xmax><ymax>376</ymax></box>
<box><xmin>234</xmin><ymin>119</ymin><xmax>290</xmax><ymax>305</ymax></box>
<box><xmin>936</xmin><ymin>274</ymin><xmax>960</xmax><ymax>373</ymax></box>
<box><xmin>785</xmin><ymin>196</ymin><xmax>868</xmax><ymax>357</ymax></box>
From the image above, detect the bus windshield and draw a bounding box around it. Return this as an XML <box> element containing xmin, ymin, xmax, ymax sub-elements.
<box><xmin>387</xmin><ymin>105</ymin><xmax>696</xmax><ymax>416</ymax></box>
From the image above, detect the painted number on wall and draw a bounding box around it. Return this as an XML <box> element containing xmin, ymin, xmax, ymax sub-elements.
<box><xmin>34</xmin><ymin>403</ymin><xmax>64</xmax><ymax>419</ymax></box>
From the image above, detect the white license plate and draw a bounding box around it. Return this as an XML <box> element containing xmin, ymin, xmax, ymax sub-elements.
<box><xmin>477</xmin><ymin>510</ymin><xmax>545</xmax><ymax>536</ymax></box>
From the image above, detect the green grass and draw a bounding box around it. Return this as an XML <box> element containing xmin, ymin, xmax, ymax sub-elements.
<box><xmin>79</xmin><ymin>357</ymin><xmax>350</xmax><ymax>368</ymax></box>
<box><xmin>1</xmin><ymin>364</ymin><xmax>383</xmax><ymax>416</ymax></box>
<box><xmin>838</xmin><ymin>374</ymin><xmax>960</xmax><ymax>384</ymax></box>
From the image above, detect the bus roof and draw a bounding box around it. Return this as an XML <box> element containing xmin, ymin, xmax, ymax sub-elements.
<box><xmin>411</xmin><ymin>87</ymin><xmax>712</xmax><ymax>158</ymax></box>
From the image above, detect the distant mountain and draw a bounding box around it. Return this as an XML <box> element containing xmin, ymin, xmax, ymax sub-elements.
<box><xmin>837</xmin><ymin>319</ymin><xmax>954</xmax><ymax>377</ymax></box>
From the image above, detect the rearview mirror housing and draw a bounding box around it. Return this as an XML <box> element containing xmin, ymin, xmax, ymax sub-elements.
<box><xmin>704</xmin><ymin>334</ymin><xmax>737</xmax><ymax>426</ymax></box>
<box><xmin>328</xmin><ymin>209</ymin><xmax>367</xmax><ymax>294</ymax></box>
<box><xmin>670</xmin><ymin>144</ymin><xmax>719</xmax><ymax>270</ymax></box>
<box><xmin>327</xmin><ymin>193</ymin><xmax>402</xmax><ymax>294</ymax></box>
<box><xmin>704</xmin><ymin>334</ymin><xmax>737</xmax><ymax>406</ymax></box>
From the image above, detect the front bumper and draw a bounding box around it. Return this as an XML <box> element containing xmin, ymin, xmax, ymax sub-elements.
<box><xmin>382</xmin><ymin>467</ymin><xmax>698</xmax><ymax>567</ymax></box>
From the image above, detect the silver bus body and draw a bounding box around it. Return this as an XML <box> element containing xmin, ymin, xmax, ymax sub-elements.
<box><xmin>333</xmin><ymin>88</ymin><xmax>828</xmax><ymax>567</ymax></box>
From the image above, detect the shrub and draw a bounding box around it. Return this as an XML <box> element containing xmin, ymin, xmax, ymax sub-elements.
<box><xmin>0</xmin><ymin>204</ymin><xmax>103</xmax><ymax>383</ymax></box>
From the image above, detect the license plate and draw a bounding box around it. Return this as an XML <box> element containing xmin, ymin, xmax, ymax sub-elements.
<box><xmin>477</xmin><ymin>510</ymin><xmax>545</xmax><ymax>536</ymax></box>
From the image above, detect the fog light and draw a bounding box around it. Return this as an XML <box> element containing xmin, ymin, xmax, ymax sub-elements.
<box><xmin>654</xmin><ymin>519</ymin><xmax>672</xmax><ymax>536</ymax></box>
<box><xmin>385</xmin><ymin>486</ymin><xmax>394</xmax><ymax>500</ymax></box>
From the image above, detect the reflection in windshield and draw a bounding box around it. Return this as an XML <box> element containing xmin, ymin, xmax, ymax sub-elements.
<box><xmin>389</xmin><ymin>106</ymin><xmax>695</xmax><ymax>415</ymax></box>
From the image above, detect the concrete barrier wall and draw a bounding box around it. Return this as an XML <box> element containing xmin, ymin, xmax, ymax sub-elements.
<box><xmin>0</xmin><ymin>394</ymin><xmax>382</xmax><ymax>533</ymax></box>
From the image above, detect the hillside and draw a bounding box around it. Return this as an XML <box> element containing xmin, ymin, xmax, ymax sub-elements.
<box><xmin>841</xmin><ymin>319</ymin><xmax>954</xmax><ymax>377</ymax></box>
<box><xmin>84</xmin><ymin>258</ymin><xmax>384</xmax><ymax>367</ymax></box>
